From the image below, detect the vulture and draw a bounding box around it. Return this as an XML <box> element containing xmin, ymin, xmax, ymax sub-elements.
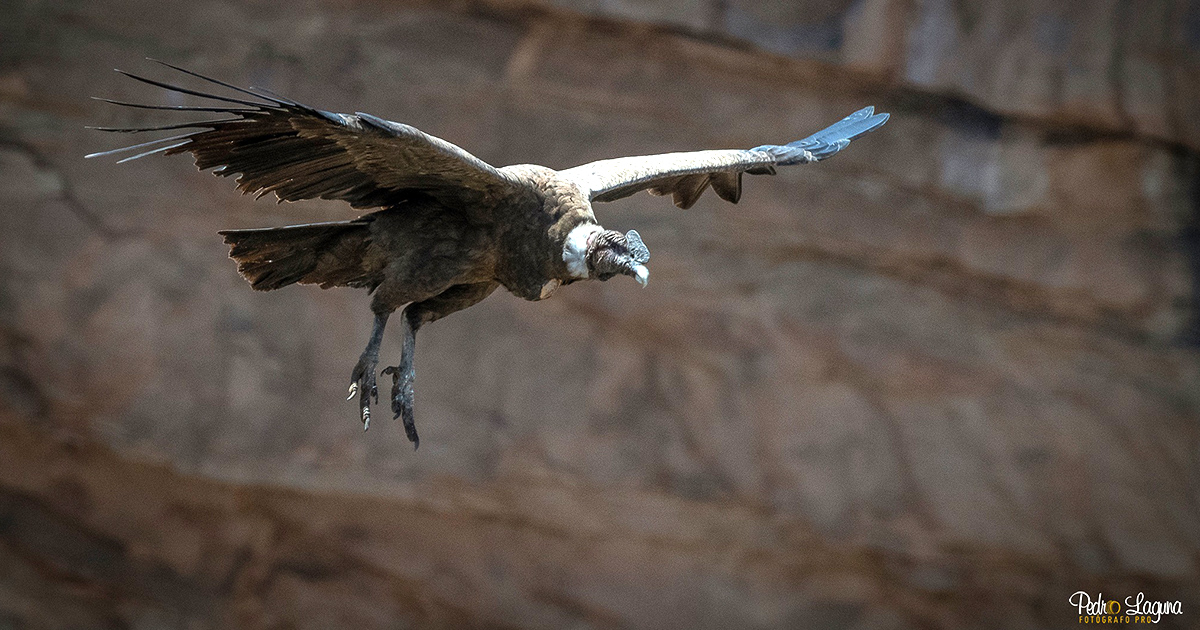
<box><xmin>88</xmin><ymin>62</ymin><xmax>889</xmax><ymax>448</ymax></box>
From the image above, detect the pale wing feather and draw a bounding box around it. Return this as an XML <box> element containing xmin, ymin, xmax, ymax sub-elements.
<box><xmin>562</xmin><ymin>149</ymin><xmax>774</xmax><ymax>204</ymax></box>
<box><xmin>563</xmin><ymin>107</ymin><xmax>889</xmax><ymax>209</ymax></box>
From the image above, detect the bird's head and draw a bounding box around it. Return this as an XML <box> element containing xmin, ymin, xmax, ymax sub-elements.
<box><xmin>585</xmin><ymin>228</ymin><xmax>651</xmax><ymax>287</ymax></box>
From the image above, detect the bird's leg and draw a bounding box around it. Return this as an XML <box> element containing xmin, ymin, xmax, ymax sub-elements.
<box><xmin>380</xmin><ymin>282</ymin><xmax>499</xmax><ymax>449</ymax></box>
<box><xmin>382</xmin><ymin>308</ymin><xmax>419</xmax><ymax>447</ymax></box>
<box><xmin>348</xmin><ymin>311</ymin><xmax>389</xmax><ymax>430</ymax></box>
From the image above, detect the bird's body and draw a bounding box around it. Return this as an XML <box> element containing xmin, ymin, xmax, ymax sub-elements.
<box><xmin>228</xmin><ymin>169</ymin><xmax>591</xmax><ymax>302</ymax></box>
<box><xmin>89</xmin><ymin>62</ymin><xmax>889</xmax><ymax>447</ymax></box>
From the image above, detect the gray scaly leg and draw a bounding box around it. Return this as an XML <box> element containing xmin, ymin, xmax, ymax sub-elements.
<box><xmin>348</xmin><ymin>311</ymin><xmax>388</xmax><ymax>430</ymax></box>
<box><xmin>379</xmin><ymin>282</ymin><xmax>499</xmax><ymax>449</ymax></box>
<box><xmin>382</xmin><ymin>308</ymin><xmax>419</xmax><ymax>448</ymax></box>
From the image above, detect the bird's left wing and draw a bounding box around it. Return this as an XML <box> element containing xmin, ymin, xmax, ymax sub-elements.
<box><xmin>87</xmin><ymin>62</ymin><xmax>520</xmax><ymax>212</ymax></box>
<box><xmin>561</xmin><ymin>107</ymin><xmax>889</xmax><ymax>209</ymax></box>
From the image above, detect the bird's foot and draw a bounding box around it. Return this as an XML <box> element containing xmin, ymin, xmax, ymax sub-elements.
<box><xmin>382</xmin><ymin>365</ymin><xmax>418</xmax><ymax>449</ymax></box>
<box><xmin>348</xmin><ymin>356</ymin><xmax>380</xmax><ymax>431</ymax></box>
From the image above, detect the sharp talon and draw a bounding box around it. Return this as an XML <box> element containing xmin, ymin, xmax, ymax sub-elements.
<box><xmin>347</xmin><ymin>382</ymin><xmax>357</xmax><ymax>400</ymax></box>
<box><xmin>362</xmin><ymin>406</ymin><xmax>370</xmax><ymax>431</ymax></box>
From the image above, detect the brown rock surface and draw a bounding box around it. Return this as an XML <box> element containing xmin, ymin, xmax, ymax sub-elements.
<box><xmin>540</xmin><ymin>0</ymin><xmax>1200</xmax><ymax>151</ymax></box>
<box><xmin>1</xmin><ymin>0</ymin><xmax>1198</xmax><ymax>628</ymax></box>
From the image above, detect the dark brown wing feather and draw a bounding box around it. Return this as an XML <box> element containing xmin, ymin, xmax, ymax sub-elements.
<box><xmin>87</xmin><ymin>63</ymin><xmax>519</xmax><ymax>213</ymax></box>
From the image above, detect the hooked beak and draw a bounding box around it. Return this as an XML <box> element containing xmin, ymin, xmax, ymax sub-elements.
<box><xmin>631</xmin><ymin>263</ymin><xmax>649</xmax><ymax>287</ymax></box>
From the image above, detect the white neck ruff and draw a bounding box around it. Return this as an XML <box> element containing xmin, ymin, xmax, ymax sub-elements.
<box><xmin>563</xmin><ymin>223</ymin><xmax>603</xmax><ymax>279</ymax></box>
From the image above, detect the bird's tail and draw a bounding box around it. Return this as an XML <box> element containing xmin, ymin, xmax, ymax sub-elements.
<box><xmin>218</xmin><ymin>218</ymin><xmax>375</xmax><ymax>291</ymax></box>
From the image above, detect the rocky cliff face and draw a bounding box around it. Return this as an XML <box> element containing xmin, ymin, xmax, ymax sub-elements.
<box><xmin>1</xmin><ymin>0</ymin><xmax>1198</xmax><ymax>628</ymax></box>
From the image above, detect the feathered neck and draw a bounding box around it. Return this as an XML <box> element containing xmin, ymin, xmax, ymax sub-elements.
<box><xmin>562</xmin><ymin>223</ymin><xmax>603</xmax><ymax>279</ymax></box>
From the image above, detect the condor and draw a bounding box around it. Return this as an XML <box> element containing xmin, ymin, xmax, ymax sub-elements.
<box><xmin>89</xmin><ymin>62</ymin><xmax>889</xmax><ymax>448</ymax></box>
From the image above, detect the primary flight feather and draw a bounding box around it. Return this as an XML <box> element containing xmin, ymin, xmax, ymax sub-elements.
<box><xmin>88</xmin><ymin>61</ymin><xmax>889</xmax><ymax>448</ymax></box>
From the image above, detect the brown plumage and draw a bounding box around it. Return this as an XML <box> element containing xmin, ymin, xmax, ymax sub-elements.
<box><xmin>88</xmin><ymin>62</ymin><xmax>889</xmax><ymax>448</ymax></box>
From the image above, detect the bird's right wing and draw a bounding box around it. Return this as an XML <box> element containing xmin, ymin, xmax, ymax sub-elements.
<box><xmin>561</xmin><ymin>107</ymin><xmax>889</xmax><ymax>209</ymax></box>
<box><xmin>87</xmin><ymin>62</ymin><xmax>521</xmax><ymax>212</ymax></box>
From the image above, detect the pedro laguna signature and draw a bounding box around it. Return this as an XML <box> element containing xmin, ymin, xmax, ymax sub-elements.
<box><xmin>88</xmin><ymin>62</ymin><xmax>889</xmax><ymax>448</ymax></box>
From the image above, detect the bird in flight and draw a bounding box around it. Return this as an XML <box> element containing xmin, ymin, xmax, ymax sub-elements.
<box><xmin>88</xmin><ymin>61</ymin><xmax>889</xmax><ymax>449</ymax></box>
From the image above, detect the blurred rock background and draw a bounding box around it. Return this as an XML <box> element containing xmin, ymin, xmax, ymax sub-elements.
<box><xmin>2</xmin><ymin>0</ymin><xmax>1199</xmax><ymax>628</ymax></box>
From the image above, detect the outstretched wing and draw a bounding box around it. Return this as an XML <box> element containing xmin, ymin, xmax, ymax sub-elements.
<box><xmin>87</xmin><ymin>62</ymin><xmax>520</xmax><ymax>211</ymax></box>
<box><xmin>561</xmin><ymin>107</ymin><xmax>889</xmax><ymax>209</ymax></box>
